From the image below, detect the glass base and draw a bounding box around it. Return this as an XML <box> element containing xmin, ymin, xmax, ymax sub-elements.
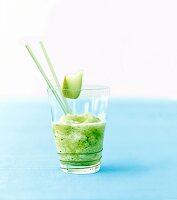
<box><xmin>60</xmin><ymin>162</ymin><xmax>100</xmax><ymax>174</ymax></box>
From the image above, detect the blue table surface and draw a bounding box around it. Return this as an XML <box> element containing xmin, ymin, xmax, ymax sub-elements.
<box><xmin>0</xmin><ymin>98</ymin><xmax>177</xmax><ymax>200</ymax></box>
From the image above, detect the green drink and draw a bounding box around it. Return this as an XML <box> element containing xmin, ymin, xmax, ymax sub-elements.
<box><xmin>48</xmin><ymin>85</ymin><xmax>109</xmax><ymax>174</ymax></box>
<box><xmin>53</xmin><ymin>113</ymin><xmax>105</xmax><ymax>168</ymax></box>
<box><xmin>26</xmin><ymin>42</ymin><xmax>110</xmax><ymax>174</ymax></box>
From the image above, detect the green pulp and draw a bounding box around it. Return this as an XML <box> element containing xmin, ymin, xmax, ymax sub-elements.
<box><xmin>52</xmin><ymin>113</ymin><xmax>105</xmax><ymax>166</ymax></box>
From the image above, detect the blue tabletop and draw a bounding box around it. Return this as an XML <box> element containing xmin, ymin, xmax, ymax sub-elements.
<box><xmin>0</xmin><ymin>98</ymin><xmax>177</xmax><ymax>199</ymax></box>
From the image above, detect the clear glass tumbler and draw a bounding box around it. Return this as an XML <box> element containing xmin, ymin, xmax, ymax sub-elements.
<box><xmin>47</xmin><ymin>85</ymin><xmax>110</xmax><ymax>174</ymax></box>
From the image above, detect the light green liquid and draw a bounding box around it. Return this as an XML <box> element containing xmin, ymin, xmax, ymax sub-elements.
<box><xmin>53</xmin><ymin>113</ymin><xmax>105</xmax><ymax>166</ymax></box>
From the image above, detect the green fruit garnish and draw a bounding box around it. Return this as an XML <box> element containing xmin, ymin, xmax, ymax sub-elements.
<box><xmin>62</xmin><ymin>71</ymin><xmax>83</xmax><ymax>99</ymax></box>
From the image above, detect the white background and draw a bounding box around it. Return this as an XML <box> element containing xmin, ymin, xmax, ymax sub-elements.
<box><xmin>0</xmin><ymin>0</ymin><xmax>177</xmax><ymax>99</ymax></box>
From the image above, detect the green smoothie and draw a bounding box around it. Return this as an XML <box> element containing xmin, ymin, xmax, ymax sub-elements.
<box><xmin>52</xmin><ymin>113</ymin><xmax>105</xmax><ymax>166</ymax></box>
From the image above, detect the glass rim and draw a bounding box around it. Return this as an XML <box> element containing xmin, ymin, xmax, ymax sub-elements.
<box><xmin>47</xmin><ymin>85</ymin><xmax>110</xmax><ymax>92</ymax></box>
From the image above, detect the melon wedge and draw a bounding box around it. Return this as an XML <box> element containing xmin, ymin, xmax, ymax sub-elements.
<box><xmin>62</xmin><ymin>71</ymin><xmax>83</xmax><ymax>99</ymax></box>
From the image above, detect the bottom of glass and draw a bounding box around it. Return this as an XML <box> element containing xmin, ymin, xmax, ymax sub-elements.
<box><xmin>60</xmin><ymin>162</ymin><xmax>100</xmax><ymax>174</ymax></box>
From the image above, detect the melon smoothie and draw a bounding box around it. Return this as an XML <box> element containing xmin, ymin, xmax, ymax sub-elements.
<box><xmin>26</xmin><ymin>42</ymin><xmax>109</xmax><ymax>174</ymax></box>
<box><xmin>48</xmin><ymin>85</ymin><xmax>109</xmax><ymax>174</ymax></box>
<box><xmin>53</xmin><ymin>113</ymin><xmax>105</xmax><ymax>167</ymax></box>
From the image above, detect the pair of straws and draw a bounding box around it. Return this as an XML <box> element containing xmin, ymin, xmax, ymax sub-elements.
<box><xmin>25</xmin><ymin>42</ymin><xmax>71</xmax><ymax>114</ymax></box>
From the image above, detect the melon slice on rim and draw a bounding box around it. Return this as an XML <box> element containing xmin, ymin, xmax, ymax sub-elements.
<box><xmin>62</xmin><ymin>71</ymin><xmax>83</xmax><ymax>99</ymax></box>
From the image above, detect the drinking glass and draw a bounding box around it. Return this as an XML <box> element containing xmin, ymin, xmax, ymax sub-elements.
<box><xmin>47</xmin><ymin>85</ymin><xmax>110</xmax><ymax>174</ymax></box>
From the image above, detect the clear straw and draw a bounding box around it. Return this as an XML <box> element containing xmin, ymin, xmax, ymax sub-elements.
<box><xmin>39</xmin><ymin>42</ymin><xmax>72</xmax><ymax>114</ymax></box>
